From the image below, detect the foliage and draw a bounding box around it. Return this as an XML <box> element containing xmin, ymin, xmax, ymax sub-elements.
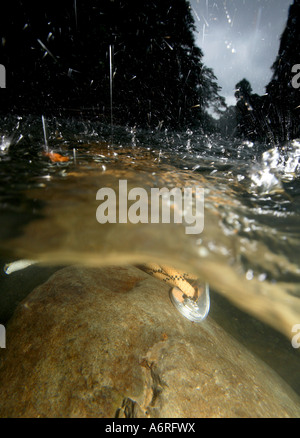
<box><xmin>219</xmin><ymin>0</ymin><xmax>299</xmax><ymax>144</ymax></box>
<box><xmin>0</xmin><ymin>0</ymin><xmax>226</xmax><ymax>130</ymax></box>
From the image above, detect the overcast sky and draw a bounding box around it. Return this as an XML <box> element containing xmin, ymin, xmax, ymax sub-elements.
<box><xmin>190</xmin><ymin>0</ymin><xmax>293</xmax><ymax>106</ymax></box>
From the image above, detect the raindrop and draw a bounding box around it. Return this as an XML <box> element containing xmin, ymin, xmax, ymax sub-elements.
<box><xmin>42</xmin><ymin>115</ymin><xmax>49</xmax><ymax>152</ymax></box>
<box><xmin>109</xmin><ymin>44</ymin><xmax>114</xmax><ymax>133</ymax></box>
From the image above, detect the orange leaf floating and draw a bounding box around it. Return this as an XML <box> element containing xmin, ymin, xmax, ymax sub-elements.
<box><xmin>44</xmin><ymin>151</ymin><xmax>69</xmax><ymax>163</ymax></box>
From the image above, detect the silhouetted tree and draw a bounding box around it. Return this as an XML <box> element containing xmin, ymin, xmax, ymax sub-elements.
<box><xmin>222</xmin><ymin>1</ymin><xmax>300</xmax><ymax>144</ymax></box>
<box><xmin>0</xmin><ymin>0</ymin><xmax>225</xmax><ymax>130</ymax></box>
<box><xmin>233</xmin><ymin>79</ymin><xmax>266</xmax><ymax>141</ymax></box>
<box><xmin>218</xmin><ymin>106</ymin><xmax>237</xmax><ymax>138</ymax></box>
<box><xmin>235</xmin><ymin>79</ymin><xmax>253</xmax><ymax>101</ymax></box>
<box><xmin>265</xmin><ymin>0</ymin><xmax>300</xmax><ymax>142</ymax></box>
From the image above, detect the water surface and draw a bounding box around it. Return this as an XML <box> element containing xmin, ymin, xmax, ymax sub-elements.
<box><xmin>0</xmin><ymin>115</ymin><xmax>300</xmax><ymax>340</ymax></box>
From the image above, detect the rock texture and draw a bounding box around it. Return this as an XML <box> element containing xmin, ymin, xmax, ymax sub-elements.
<box><xmin>0</xmin><ymin>265</ymin><xmax>299</xmax><ymax>418</ymax></box>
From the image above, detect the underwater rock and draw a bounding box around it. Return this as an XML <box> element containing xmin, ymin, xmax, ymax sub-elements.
<box><xmin>0</xmin><ymin>265</ymin><xmax>299</xmax><ymax>418</ymax></box>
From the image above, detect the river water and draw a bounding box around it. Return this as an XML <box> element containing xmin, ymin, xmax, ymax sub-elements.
<box><xmin>0</xmin><ymin>114</ymin><xmax>300</xmax><ymax>343</ymax></box>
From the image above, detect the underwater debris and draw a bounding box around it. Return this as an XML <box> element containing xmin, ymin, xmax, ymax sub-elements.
<box><xmin>43</xmin><ymin>151</ymin><xmax>69</xmax><ymax>163</ymax></box>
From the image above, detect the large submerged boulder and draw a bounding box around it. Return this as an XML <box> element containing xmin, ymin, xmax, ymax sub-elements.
<box><xmin>0</xmin><ymin>265</ymin><xmax>299</xmax><ymax>418</ymax></box>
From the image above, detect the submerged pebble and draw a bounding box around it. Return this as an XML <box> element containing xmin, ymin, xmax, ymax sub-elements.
<box><xmin>0</xmin><ymin>265</ymin><xmax>299</xmax><ymax>418</ymax></box>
